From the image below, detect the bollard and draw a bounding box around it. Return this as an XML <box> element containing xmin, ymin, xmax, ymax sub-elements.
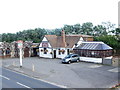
<box><xmin>32</xmin><ymin>64</ymin><xmax>35</xmax><ymax>72</ymax></box>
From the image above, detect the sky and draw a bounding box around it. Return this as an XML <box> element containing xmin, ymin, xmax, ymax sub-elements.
<box><xmin>0</xmin><ymin>0</ymin><xmax>119</xmax><ymax>34</ymax></box>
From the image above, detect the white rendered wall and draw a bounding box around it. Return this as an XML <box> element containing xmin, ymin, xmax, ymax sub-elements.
<box><xmin>56</xmin><ymin>48</ymin><xmax>68</xmax><ymax>59</ymax></box>
<box><xmin>39</xmin><ymin>48</ymin><xmax>53</xmax><ymax>58</ymax></box>
<box><xmin>80</xmin><ymin>57</ymin><xmax>102</xmax><ymax>63</ymax></box>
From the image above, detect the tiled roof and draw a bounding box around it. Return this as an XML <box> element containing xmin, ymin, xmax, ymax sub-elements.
<box><xmin>66</xmin><ymin>34</ymin><xmax>93</xmax><ymax>37</ymax></box>
<box><xmin>45</xmin><ymin>35</ymin><xmax>57</xmax><ymax>48</ymax></box>
<box><xmin>45</xmin><ymin>34</ymin><xmax>93</xmax><ymax>48</ymax></box>
<box><xmin>65</xmin><ymin>36</ymin><xmax>80</xmax><ymax>48</ymax></box>
<box><xmin>75</xmin><ymin>42</ymin><xmax>113</xmax><ymax>50</ymax></box>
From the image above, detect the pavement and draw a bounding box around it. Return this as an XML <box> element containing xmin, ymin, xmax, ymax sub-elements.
<box><xmin>1</xmin><ymin>57</ymin><xmax>119</xmax><ymax>88</ymax></box>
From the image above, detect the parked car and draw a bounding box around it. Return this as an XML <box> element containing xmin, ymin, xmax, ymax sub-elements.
<box><xmin>62</xmin><ymin>54</ymin><xmax>80</xmax><ymax>64</ymax></box>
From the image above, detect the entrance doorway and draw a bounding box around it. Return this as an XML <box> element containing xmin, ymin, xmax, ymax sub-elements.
<box><xmin>67</xmin><ymin>49</ymin><xmax>70</xmax><ymax>55</ymax></box>
<box><xmin>53</xmin><ymin>50</ymin><xmax>56</xmax><ymax>58</ymax></box>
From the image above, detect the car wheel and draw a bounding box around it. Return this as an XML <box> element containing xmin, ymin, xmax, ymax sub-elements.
<box><xmin>68</xmin><ymin>60</ymin><xmax>71</xmax><ymax>64</ymax></box>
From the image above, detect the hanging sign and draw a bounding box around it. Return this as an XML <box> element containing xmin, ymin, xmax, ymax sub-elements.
<box><xmin>17</xmin><ymin>40</ymin><xmax>23</xmax><ymax>48</ymax></box>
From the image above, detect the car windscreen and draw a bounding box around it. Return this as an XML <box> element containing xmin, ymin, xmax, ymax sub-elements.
<box><xmin>65</xmin><ymin>55</ymin><xmax>71</xmax><ymax>58</ymax></box>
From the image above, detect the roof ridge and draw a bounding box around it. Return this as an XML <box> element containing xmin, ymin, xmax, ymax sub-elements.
<box><xmin>45</xmin><ymin>35</ymin><xmax>57</xmax><ymax>36</ymax></box>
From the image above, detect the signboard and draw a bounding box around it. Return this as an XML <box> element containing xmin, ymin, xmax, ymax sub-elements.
<box><xmin>17</xmin><ymin>40</ymin><xmax>23</xmax><ymax>48</ymax></box>
<box><xmin>42</xmin><ymin>42</ymin><xmax>48</xmax><ymax>47</ymax></box>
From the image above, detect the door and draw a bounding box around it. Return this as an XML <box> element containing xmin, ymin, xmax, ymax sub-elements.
<box><xmin>33</xmin><ymin>48</ymin><xmax>38</xmax><ymax>56</ymax></box>
<box><xmin>53</xmin><ymin>50</ymin><xmax>56</xmax><ymax>58</ymax></box>
<box><xmin>67</xmin><ymin>49</ymin><xmax>70</xmax><ymax>55</ymax></box>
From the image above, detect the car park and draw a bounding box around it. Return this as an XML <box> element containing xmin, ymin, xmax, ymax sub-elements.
<box><xmin>62</xmin><ymin>54</ymin><xmax>80</xmax><ymax>64</ymax></box>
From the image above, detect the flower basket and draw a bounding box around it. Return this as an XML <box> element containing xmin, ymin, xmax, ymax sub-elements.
<box><xmin>70</xmin><ymin>50</ymin><xmax>74</xmax><ymax>53</ymax></box>
<box><xmin>36</xmin><ymin>49</ymin><xmax>39</xmax><ymax>52</ymax></box>
<box><xmin>59</xmin><ymin>50</ymin><xmax>62</xmax><ymax>52</ymax></box>
<box><xmin>50</xmin><ymin>52</ymin><xmax>52</xmax><ymax>54</ymax></box>
<box><xmin>62</xmin><ymin>50</ymin><xmax>65</xmax><ymax>52</ymax></box>
<box><xmin>45</xmin><ymin>50</ymin><xmax>48</xmax><ymax>52</ymax></box>
<box><xmin>41</xmin><ymin>49</ymin><xmax>43</xmax><ymax>52</ymax></box>
<box><xmin>61</xmin><ymin>49</ymin><xmax>65</xmax><ymax>54</ymax></box>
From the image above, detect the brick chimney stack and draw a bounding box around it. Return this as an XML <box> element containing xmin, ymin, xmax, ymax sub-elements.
<box><xmin>61</xmin><ymin>30</ymin><xmax>66</xmax><ymax>47</ymax></box>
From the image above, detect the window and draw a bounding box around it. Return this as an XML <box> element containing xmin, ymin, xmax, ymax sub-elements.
<box><xmin>58</xmin><ymin>49</ymin><xmax>61</xmax><ymax>55</ymax></box>
<box><xmin>62</xmin><ymin>49</ymin><xmax>65</xmax><ymax>54</ymax></box>
<box><xmin>91</xmin><ymin>51</ymin><xmax>94</xmax><ymax>55</ymax></box>
<box><xmin>6</xmin><ymin>49</ymin><xmax>10</xmax><ymax>55</ymax></box>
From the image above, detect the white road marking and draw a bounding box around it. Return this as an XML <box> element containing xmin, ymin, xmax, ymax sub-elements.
<box><xmin>3</xmin><ymin>67</ymin><xmax>68</xmax><ymax>88</ymax></box>
<box><xmin>108</xmin><ymin>68</ymin><xmax>119</xmax><ymax>73</ymax></box>
<box><xmin>0</xmin><ymin>75</ymin><xmax>10</xmax><ymax>80</ymax></box>
<box><xmin>16</xmin><ymin>82</ymin><xmax>31</xmax><ymax>88</ymax></box>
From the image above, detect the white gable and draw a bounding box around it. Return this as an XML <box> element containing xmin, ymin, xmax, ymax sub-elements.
<box><xmin>42</xmin><ymin>37</ymin><xmax>48</xmax><ymax>41</ymax></box>
<box><xmin>80</xmin><ymin>37</ymin><xmax>84</xmax><ymax>41</ymax></box>
<box><xmin>39</xmin><ymin>37</ymin><xmax>52</xmax><ymax>47</ymax></box>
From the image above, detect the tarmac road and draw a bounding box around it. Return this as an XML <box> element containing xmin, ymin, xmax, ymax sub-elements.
<box><xmin>1</xmin><ymin>67</ymin><xmax>62</xmax><ymax>89</ymax></box>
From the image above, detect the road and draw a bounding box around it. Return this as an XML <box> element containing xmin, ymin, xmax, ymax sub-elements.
<box><xmin>1</xmin><ymin>67</ymin><xmax>62</xmax><ymax>89</ymax></box>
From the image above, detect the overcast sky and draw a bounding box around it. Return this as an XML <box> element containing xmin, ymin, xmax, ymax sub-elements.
<box><xmin>0</xmin><ymin>0</ymin><xmax>119</xmax><ymax>34</ymax></box>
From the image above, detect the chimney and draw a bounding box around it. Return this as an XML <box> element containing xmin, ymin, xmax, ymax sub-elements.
<box><xmin>61</xmin><ymin>30</ymin><xmax>66</xmax><ymax>47</ymax></box>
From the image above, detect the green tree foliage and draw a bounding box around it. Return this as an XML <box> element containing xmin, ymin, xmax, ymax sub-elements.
<box><xmin>1</xmin><ymin>33</ymin><xmax>16</xmax><ymax>43</ymax></box>
<box><xmin>81</xmin><ymin>22</ymin><xmax>93</xmax><ymax>35</ymax></box>
<box><xmin>47</xmin><ymin>29</ymin><xmax>62</xmax><ymax>36</ymax></box>
<box><xmin>93</xmin><ymin>25</ymin><xmax>107</xmax><ymax>36</ymax></box>
<box><xmin>1</xmin><ymin>28</ymin><xmax>47</xmax><ymax>43</ymax></box>
<box><xmin>63</xmin><ymin>25</ymin><xmax>74</xmax><ymax>34</ymax></box>
<box><xmin>102</xmin><ymin>21</ymin><xmax>116</xmax><ymax>34</ymax></box>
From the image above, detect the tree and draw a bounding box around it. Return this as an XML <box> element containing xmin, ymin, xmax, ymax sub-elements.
<box><xmin>73</xmin><ymin>24</ymin><xmax>82</xmax><ymax>34</ymax></box>
<box><xmin>63</xmin><ymin>25</ymin><xmax>74</xmax><ymax>34</ymax></box>
<box><xmin>93</xmin><ymin>25</ymin><xmax>107</xmax><ymax>36</ymax></box>
<box><xmin>1</xmin><ymin>33</ymin><xmax>16</xmax><ymax>42</ymax></box>
<box><xmin>81</xmin><ymin>22</ymin><xmax>93</xmax><ymax>35</ymax></box>
<box><xmin>102</xmin><ymin>21</ymin><xmax>115</xmax><ymax>35</ymax></box>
